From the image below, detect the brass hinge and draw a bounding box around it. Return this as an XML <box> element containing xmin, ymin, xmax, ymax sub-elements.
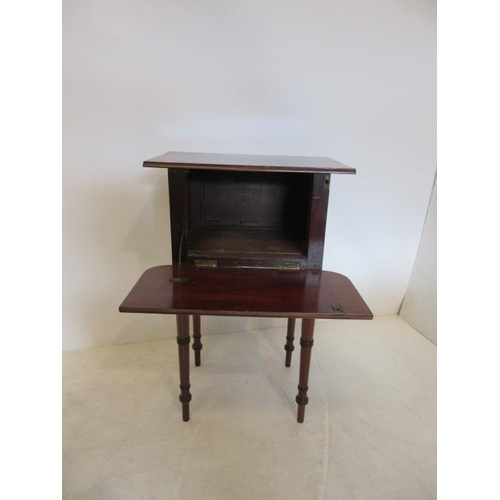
<box><xmin>195</xmin><ymin>259</ymin><xmax>218</xmax><ymax>269</ymax></box>
<box><xmin>277</xmin><ymin>262</ymin><xmax>301</xmax><ymax>271</ymax></box>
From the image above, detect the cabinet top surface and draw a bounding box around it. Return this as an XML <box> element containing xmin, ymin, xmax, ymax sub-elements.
<box><xmin>143</xmin><ymin>151</ymin><xmax>356</xmax><ymax>174</ymax></box>
<box><xmin>119</xmin><ymin>265</ymin><xmax>372</xmax><ymax>319</ymax></box>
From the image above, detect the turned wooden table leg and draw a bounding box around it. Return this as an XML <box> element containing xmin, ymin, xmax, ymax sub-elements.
<box><xmin>176</xmin><ymin>314</ymin><xmax>192</xmax><ymax>421</ymax></box>
<box><xmin>296</xmin><ymin>318</ymin><xmax>315</xmax><ymax>423</ymax></box>
<box><xmin>284</xmin><ymin>318</ymin><xmax>296</xmax><ymax>367</ymax></box>
<box><xmin>192</xmin><ymin>315</ymin><xmax>202</xmax><ymax>367</ymax></box>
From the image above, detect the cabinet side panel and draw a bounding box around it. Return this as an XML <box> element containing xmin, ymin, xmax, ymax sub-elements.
<box><xmin>305</xmin><ymin>173</ymin><xmax>330</xmax><ymax>269</ymax></box>
<box><xmin>168</xmin><ymin>169</ymin><xmax>189</xmax><ymax>264</ymax></box>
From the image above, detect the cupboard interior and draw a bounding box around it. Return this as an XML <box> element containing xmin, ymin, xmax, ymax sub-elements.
<box><xmin>186</xmin><ymin>170</ymin><xmax>313</xmax><ymax>260</ymax></box>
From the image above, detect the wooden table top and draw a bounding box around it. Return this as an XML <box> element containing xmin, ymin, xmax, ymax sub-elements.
<box><xmin>143</xmin><ymin>151</ymin><xmax>356</xmax><ymax>174</ymax></box>
<box><xmin>119</xmin><ymin>265</ymin><xmax>373</xmax><ymax>320</ymax></box>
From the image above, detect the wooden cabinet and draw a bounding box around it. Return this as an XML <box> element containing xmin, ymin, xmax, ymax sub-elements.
<box><xmin>144</xmin><ymin>151</ymin><xmax>356</xmax><ymax>270</ymax></box>
<box><xmin>120</xmin><ymin>151</ymin><xmax>371</xmax><ymax>422</ymax></box>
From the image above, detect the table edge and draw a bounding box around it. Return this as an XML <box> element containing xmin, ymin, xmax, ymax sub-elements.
<box><xmin>119</xmin><ymin>265</ymin><xmax>373</xmax><ymax>320</ymax></box>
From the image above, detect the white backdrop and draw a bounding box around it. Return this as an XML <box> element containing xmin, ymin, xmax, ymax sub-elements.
<box><xmin>63</xmin><ymin>0</ymin><xmax>436</xmax><ymax>350</ymax></box>
<box><xmin>400</xmin><ymin>175</ymin><xmax>437</xmax><ymax>344</ymax></box>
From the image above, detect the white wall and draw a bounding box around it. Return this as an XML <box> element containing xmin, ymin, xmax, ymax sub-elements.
<box><xmin>63</xmin><ymin>0</ymin><xmax>436</xmax><ymax>350</ymax></box>
<box><xmin>400</xmin><ymin>175</ymin><xmax>437</xmax><ymax>344</ymax></box>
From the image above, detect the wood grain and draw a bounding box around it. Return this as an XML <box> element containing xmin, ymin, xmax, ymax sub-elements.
<box><xmin>144</xmin><ymin>151</ymin><xmax>356</xmax><ymax>174</ymax></box>
<box><xmin>296</xmin><ymin>319</ymin><xmax>315</xmax><ymax>423</ymax></box>
<box><xmin>176</xmin><ymin>314</ymin><xmax>191</xmax><ymax>421</ymax></box>
<box><xmin>119</xmin><ymin>265</ymin><xmax>373</xmax><ymax>320</ymax></box>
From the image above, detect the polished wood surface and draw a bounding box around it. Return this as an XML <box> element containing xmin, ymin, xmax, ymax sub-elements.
<box><xmin>144</xmin><ymin>151</ymin><xmax>356</xmax><ymax>174</ymax></box>
<box><xmin>176</xmin><ymin>314</ymin><xmax>191</xmax><ymax>421</ymax></box>
<box><xmin>121</xmin><ymin>152</ymin><xmax>371</xmax><ymax>422</ymax></box>
<box><xmin>119</xmin><ymin>265</ymin><xmax>373</xmax><ymax>320</ymax></box>
<box><xmin>192</xmin><ymin>315</ymin><xmax>202</xmax><ymax>367</ymax></box>
<box><xmin>285</xmin><ymin>318</ymin><xmax>296</xmax><ymax>367</ymax></box>
<box><xmin>296</xmin><ymin>319</ymin><xmax>315</xmax><ymax>423</ymax></box>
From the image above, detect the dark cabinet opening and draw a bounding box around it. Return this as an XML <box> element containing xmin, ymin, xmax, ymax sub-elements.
<box><xmin>186</xmin><ymin>170</ymin><xmax>313</xmax><ymax>261</ymax></box>
<box><xmin>164</xmin><ymin>154</ymin><xmax>340</xmax><ymax>269</ymax></box>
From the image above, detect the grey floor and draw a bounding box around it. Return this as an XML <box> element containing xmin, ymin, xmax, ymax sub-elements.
<box><xmin>63</xmin><ymin>316</ymin><xmax>436</xmax><ymax>500</ymax></box>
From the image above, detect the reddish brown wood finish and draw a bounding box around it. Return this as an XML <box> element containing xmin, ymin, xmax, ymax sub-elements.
<box><xmin>192</xmin><ymin>315</ymin><xmax>202</xmax><ymax>367</ymax></box>
<box><xmin>187</xmin><ymin>228</ymin><xmax>306</xmax><ymax>259</ymax></box>
<box><xmin>176</xmin><ymin>314</ymin><xmax>191</xmax><ymax>421</ymax></box>
<box><xmin>144</xmin><ymin>151</ymin><xmax>356</xmax><ymax>174</ymax></box>
<box><xmin>296</xmin><ymin>319</ymin><xmax>315</xmax><ymax>423</ymax></box>
<box><xmin>119</xmin><ymin>265</ymin><xmax>373</xmax><ymax>320</ymax></box>
<box><xmin>306</xmin><ymin>174</ymin><xmax>331</xmax><ymax>269</ymax></box>
<box><xmin>285</xmin><ymin>318</ymin><xmax>296</xmax><ymax>367</ymax></box>
<box><xmin>120</xmin><ymin>152</ymin><xmax>371</xmax><ymax>422</ymax></box>
<box><xmin>166</xmin><ymin>167</ymin><xmax>332</xmax><ymax>270</ymax></box>
<box><xmin>168</xmin><ymin>169</ymin><xmax>189</xmax><ymax>266</ymax></box>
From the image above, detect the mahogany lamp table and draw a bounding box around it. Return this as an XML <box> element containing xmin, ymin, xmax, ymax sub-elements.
<box><xmin>119</xmin><ymin>152</ymin><xmax>373</xmax><ymax>423</ymax></box>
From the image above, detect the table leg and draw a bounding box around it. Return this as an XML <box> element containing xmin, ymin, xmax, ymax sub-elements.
<box><xmin>296</xmin><ymin>318</ymin><xmax>315</xmax><ymax>423</ymax></box>
<box><xmin>192</xmin><ymin>315</ymin><xmax>202</xmax><ymax>367</ymax></box>
<box><xmin>176</xmin><ymin>314</ymin><xmax>192</xmax><ymax>421</ymax></box>
<box><xmin>284</xmin><ymin>318</ymin><xmax>296</xmax><ymax>367</ymax></box>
